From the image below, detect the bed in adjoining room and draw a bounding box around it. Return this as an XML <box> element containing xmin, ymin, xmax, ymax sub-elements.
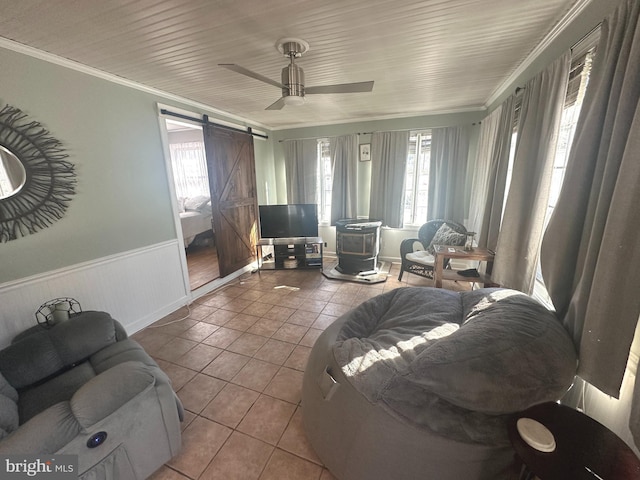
<box><xmin>178</xmin><ymin>195</ymin><xmax>213</xmax><ymax>248</ymax></box>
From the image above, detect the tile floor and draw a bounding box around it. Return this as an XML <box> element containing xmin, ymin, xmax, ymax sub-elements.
<box><xmin>137</xmin><ymin>262</ymin><xmax>471</xmax><ymax>480</ymax></box>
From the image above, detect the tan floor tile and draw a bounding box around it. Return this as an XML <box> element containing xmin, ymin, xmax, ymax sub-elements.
<box><xmin>199</xmin><ymin>294</ymin><xmax>233</xmax><ymax>308</ymax></box>
<box><xmin>155</xmin><ymin>360</ymin><xmax>197</xmax><ymax>391</ymax></box>
<box><xmin>247</xmin><ymin>318</ymin><xmax>285</xmax><ymax>337</ymax></box>
<box><xmin>278</xmin><ymin>295</ymin><xmax>306</xmax><ymax>309</ymax></box>
<box><xmin>320</xmin><ymin>468</ymin><xmax>338</xmax><ymax>480</ymax></box>
<box><xmin>254</xmin><ymin>339</ymin><xmax>296</xmax><ymax>365</ymax></box>
<box><xmin>168</xmin><ymin>416</ymin><xmax>232</xmax><ymax>478</ymax></box>
<box><xmin>221</xmin><ymin>298</ymin><xmax>254</xmax><ymax>313</ymax></box>
<box><xmin>321</xmin><ymin>302</ymin><xmax>352</xmax><ymax>317</ymax></box>
<box><xmin>236</xmin><ymin>395</ymin><xmax>296</xmax><ymax>445</ymax></box>
<box><xmin>174</xmin><ymin>343</ymin><xmax>223</xmax><ymax>371</ymax></box>
<box><xmin>283</xmin><ymin>345</ymin><xmax>312</xmax><ymax>371</ymax></box>
<box><xmin>131</xmin><ymin>330</ymin><xmax>173</xmax><ymax>354</ymax></box>
<box><xmin>202</xmin><ymin>327</ymin><xmax>243</xmax><ymax>349</ymax></box>
<box><xmin>224</xmin><ymin>312</ymin><xmax>260</xmax><ymax>332</ymax></box>
<box><xmin>232</xmin><ymin>358</ymin><xmax>279</xmax><ymax>392</ymax></box>
<box><xmin>259</xmin><ymin>449</ymin><xmax>323</xmax><ymax>480</ymax></box>
<box><xmin>202</xmin><ymin>350</ymin><xmax>251</xmax><ymax>381</ymax></box>
<box><xmin>242</xmin><ymin>301</ymin><xmax>274</xmax><ymax>317</ymax></box>
<box><xmin>310</xmin><ymin>314</ymin><xmax>338</xmax><ymax>331</ymax></box>
<box><xmin>199</xmin><ymin>431</ymin><xmax>273</xmax><ymax>480</ymax></box>
<box><xmin>238</xmin><ymin>289</ymin><xmax>265</xmax><ymax>302</ymax></box>
<box><xmin>188</xmin><ymin>304</ymin><xmax>217</xmax><ymax>321</ymax></box>
<box><xmin>179</xmin><ymin>321</ymin><xmax>220</xmax><ymax>342</ymax></box>
<box><xmin>180</xmin><ymin>410</ymin><xmax>197</xmax><ymax>432</ymax></box>
<box><xmin>278</xmin><ymin>408</ymin><xmax>322</xmax><ymax>464</ymax></box>
<box><xmin>153</xmin><ymin>337</ymin><xmax>198</xmax><ymax>362</ymax></box>
<box><xmin>286</xmin><ymin>310</ymin><xmax>319</xmax><ymax>327</ymax></box>
<box><xmin>227</xmin><ymin>333</ymin><xmax>268</xmax><ymax>356</ymax></box>
<box><xmin>147</xmin><ymin>466</ymin><xmax>190</xmax><ymax>480</ymax></box>
<box><xmin>329</xmin><ymin>292</ymin><xmax>355</xmax><ymax>306</ymax></box>
<box><xmin>201</xmin><ymin>383</ymin><xmax>260</xmax><ymax>428</ymax></box>
<box><xmin>262</xmin><ymin>305</ymin><xmax>296</xmax><ymax>321</ymax></box>
<box><xmin>263</xmin><ymin>367</ymin><xmax>304</xmax><ymax>404</ymax></box>
<box><xmin>178</xmin><ymin>373</ymin><xmax>227</xmax><ymax>414</ymax></box>
<box><xmin>152</xmin><ymin>318</ymin><xmax>199</xmax><ymax>337</ymax></box>
<box><xmin>299</xmin><ymin>328</ymin><xmax>323</xmax><ymax>348</ymax></box>
<box><xmin>312</xmin><ymin>290</ymin><xmax>337</xmax><ymax>301</ymax></box>
<box><xmin>201</xmin><ymin>308</ymin><xmax>239</xmax><ymax>326</ymax></box>
<box><xmin>271</xmin><ymin>324</ymin><xmax>309</xmax><ymax>344</ymax></box>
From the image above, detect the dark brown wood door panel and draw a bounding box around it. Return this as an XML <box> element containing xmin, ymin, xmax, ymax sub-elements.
<box><xmin>203</xmin><ymin>126</ymin><xmax>258</xmax><ymax>278</ymax></box>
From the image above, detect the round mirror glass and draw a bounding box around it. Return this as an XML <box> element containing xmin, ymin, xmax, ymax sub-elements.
<box><xmin>0</xmin><ymin>145</ymin><xmax>26</xmax><ymax>200</ymax></box>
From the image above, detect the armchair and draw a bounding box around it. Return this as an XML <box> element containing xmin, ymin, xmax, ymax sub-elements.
<box><xmin>0</xmin><ymin>311</ymin><xmax>182</xmax><ymax>479</ymax></box>
<box><xmin>398</xmin><ymin>219</ymin><xmax>467</xmax><ymax>281</ymax></box>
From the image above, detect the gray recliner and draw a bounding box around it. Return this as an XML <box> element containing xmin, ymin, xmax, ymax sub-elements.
<box><xmin>0</xmin><ymin>311</ymin><xmax>182</xmax><ymax>479</ymax></box>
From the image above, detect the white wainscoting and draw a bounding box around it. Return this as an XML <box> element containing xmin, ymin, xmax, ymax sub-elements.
<box><xmin>0</xmin><ymin>240</ymin><xmax>189</xmax><ymax>348</ymax></box>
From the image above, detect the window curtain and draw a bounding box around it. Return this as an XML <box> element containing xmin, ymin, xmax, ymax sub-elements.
<box><xmin>283</xmin><ymin>139</ymin><xmax>318</xmax><ymax>204</ymax></box>
<box><xmin>368</xmin><ymin>131</ymin><xmax>409</xmax><ymax>228</ymax></box>
<box><xmin>469</xmin><ymin>97</ymin><xmax>515</xmax><ymax>250</ymax></box>
<box><xmin>330</xmin><ymin>134</ymin><xmax>358</xmax><ymax>225</ymax></box>
<box><xmin>491</xmin><ymin>52</ymin><xmax>571</xmax><ymax>294</ymax></box>
<box><xmin>427</xmin><ymin>126</ymin><xmax>471</xmax><ymax>223</ymax></box>
<box><xmin>169</xmin><ymin>141</ymin><xmax>209</xmax><ymax>199</ymax></box>
<box><xmin>541</xmin><ymin>0</ymin><xmax>640</xmax><ymax>399</ymax></box>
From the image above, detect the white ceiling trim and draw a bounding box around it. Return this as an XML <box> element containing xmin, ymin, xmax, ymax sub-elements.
<box><xmin>0</xmin><ymin>37</ymin><xmax>271</xmax><ymax>132</ymax></box>
<box><xmin>485</xmin><ymin>0</ymin><xmax>595</xmax><ymax>108</ymax></box>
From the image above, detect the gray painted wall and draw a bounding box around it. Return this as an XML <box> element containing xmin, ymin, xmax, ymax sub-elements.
<box><xmin>0</xmin><ymin>47</ymin><xmax>272</xmax><ymax>284</ymax></box>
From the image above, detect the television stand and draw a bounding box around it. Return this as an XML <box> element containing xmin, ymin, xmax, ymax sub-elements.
<box><xmin>257</xmin><ymin>237</ymin><xmax>323</xmax><ymax>271</ymax></box>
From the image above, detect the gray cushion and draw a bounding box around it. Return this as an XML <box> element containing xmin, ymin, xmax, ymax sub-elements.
<box><xmin>405</xmin><ymin>289</ymin><xmax>577</xmax><ymax>414</ymax></box>
<box><xmin>0</xmin><ymin>312</ymin><xmax>117</xmax><ymax>390</ymax></box>
<box><xmin>0</xmin><ymin>394</ymin><xmax>18</xmax><ymax>439</ymax></box>
<box><xmin>427</xmin><ymin>223</ymin><xmax>466</xmax><ymax>254</ymax></box>
<box><xmin>0</xmin><ymin>372</ymin><xmax>17</xmax><ymax>403</ymax></box>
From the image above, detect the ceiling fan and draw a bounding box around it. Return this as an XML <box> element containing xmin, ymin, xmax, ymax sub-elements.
<box><xmin>219</xmin><ymin>38</ymin><xmax>374</xmax><ymax>110</ymax></box>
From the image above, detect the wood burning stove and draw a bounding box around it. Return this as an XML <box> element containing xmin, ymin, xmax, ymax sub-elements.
<box><xmin>335</xmin><ymin>219</ymin><xmax>382</xmax><ymax>274</ymax></box>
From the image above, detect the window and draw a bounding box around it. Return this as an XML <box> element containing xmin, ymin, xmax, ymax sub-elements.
<box><xmin>317</xmin><ymin>139</ymin><xmax>332</xmax><ymax>223</ymax></box>
<box><xmin>403</xmin><ymin>131</ymin><xmax>431</xmax><ymax>226</ymax></box>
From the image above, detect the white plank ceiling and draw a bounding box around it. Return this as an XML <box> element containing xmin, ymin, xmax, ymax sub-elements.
<box><xmin>0</xmin><ymin>0</ymin><xmax>587</xmax><ymax>130</ymax></box>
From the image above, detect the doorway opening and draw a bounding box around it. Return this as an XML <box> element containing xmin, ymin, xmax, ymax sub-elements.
<box><xmin>165</xmin><ymin>118</ymin><xmax>219</xmax><ymax>290</ymax></box>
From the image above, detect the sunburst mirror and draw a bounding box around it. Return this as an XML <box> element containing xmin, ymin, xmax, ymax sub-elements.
<box><xmin>0</xmin><ymin>104</ymin><xmax>76</xmax><ymax>242</ymax></box>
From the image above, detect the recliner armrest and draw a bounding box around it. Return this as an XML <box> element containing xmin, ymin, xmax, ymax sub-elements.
<box><xmin>70</xmin><ymin>361</ymin><xmax>155</xmax><ymax>429</ymax></box>
<box><xmin>0</xmin><ymin>402</ymin><xmax>81</xmax><ymax>454</ymax></box>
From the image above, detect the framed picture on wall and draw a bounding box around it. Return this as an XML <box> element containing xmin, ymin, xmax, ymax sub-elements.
<box><xmin>359</xmin><ymin>143</ymin><xmax>371</xmax><ymax>162</ymax></box>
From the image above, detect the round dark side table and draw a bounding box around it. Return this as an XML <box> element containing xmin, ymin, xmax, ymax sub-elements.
<box><xmin>508</xmin><ymin>402</ymin><xmax>640</xmax><ymax>480</ymax></box>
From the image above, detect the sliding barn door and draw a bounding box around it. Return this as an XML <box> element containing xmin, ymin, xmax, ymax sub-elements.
<box><xmin>203</xmin><ymin>125</ymin><xmax>259</xmax><ymax>277</ymax></box>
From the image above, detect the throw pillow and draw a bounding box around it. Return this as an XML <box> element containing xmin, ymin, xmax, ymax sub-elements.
<box><xmin>427</xmin><ymin>223</ymin><xmax>466</xmax><ymax>254</ymax></box>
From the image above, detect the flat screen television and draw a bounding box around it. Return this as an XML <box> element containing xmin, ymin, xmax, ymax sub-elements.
<box><xmin>259</xmin><ymin>204</ymin><xmax>318</xmax><ymax>238</ymax></box>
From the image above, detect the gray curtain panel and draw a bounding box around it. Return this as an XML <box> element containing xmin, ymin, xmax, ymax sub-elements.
<box><xmin>368</xmin><ymin>131</ymin><xmax>409</xmax><ymax>228</ymax></box>
<box><xmin>427</xmin><ymin>126</ymin><xmax>471</xmax><ymax>223</ymax></box>
<box><xmin>475</xmin><ymin>96</ymin><xmax>515</xmax><ymax>251</ymax></box>
<box><xmin>330</xmin><ymin>134</ymin><xmax>358</xmax><ymax>225</ymax></box>
<box><xmin>283</xmin><ymin>139</ymin><xmax>318</xmax><ymax>204</ymax></box>
<box><xmin>492</xmin><ymin>52</ymin><xmax>571</xmax><ymax>294</ymax></box>
<box><xmin>541</xmin><ymin>0</ymin><xmax>640</xmax><ymax>399</ymax></box>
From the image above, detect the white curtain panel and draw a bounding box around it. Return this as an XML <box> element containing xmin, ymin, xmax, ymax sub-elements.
<box><xmin>473</xmin><ymin>96</ymin><xmax>516</xmax><ymax>251</ymax></box>
<box><xmin>368</xmin><ymin>131</ymin><xmax>409</xmax><ymax>228</ymax></box>
<box><xmin>169</xmin><ymin>141</ymin><xmax>210</xmax><ymax>199</ymax></box>
<box><xmin>330</xmin><ymin>134</ymin><xmax>359</xmax><ymax>225</ymax></box>
<box><xmin>427</xmin><ymin>125</ymin><xmax>471</xmax><ymax>223</ymax></box>
<box><xmin>492</xmin><ymin>52</ymin><xmax>571</xmax><ymax>294</ymax></box>
<box><xmin>283</xmin><ymin>139</ymin><xmax>318</xmax><ymax>204</ymax></box>
<box><xmin>467</xmin><ymin>105</ymin><xmax>503</xmax><ymax>237</ymax></box>
<box><xmin>541</xmin><ymin>0</ymin><xmax>640</xmax><ymax>399</ymax></box>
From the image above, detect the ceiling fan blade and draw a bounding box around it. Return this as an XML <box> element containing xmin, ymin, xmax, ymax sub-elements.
<box><xmin>265</xmin><ymin>97</ymin><xmax>286</xmax><ymax>110</ymax></box>
<box><xmin>219</xmin><ymin>64</ymin><xmax>284</xmax><ymax>89</ymax></box>
<box><xmin>305</xmin><ymin>81</ymin><xmax>374</xmax><ymax>95</ymax></box>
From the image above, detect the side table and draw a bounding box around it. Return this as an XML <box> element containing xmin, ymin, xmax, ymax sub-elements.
<box><xmin>432</xmin><ymin>245</ymin><xmax>496</xmax><ymax>288</ymax></box>
<box><xmin>508</xmin><ymin>402</ymin><xmax>640</xmax><ymax>479</ymax></box>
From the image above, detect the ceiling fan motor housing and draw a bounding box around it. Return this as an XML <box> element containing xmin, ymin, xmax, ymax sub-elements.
<box><xmin>282</xmin><ymin>64</ymin><xmax>305</xmax><ymax>98</ymax></box>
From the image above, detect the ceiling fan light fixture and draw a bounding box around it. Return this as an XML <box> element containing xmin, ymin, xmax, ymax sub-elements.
<box><xmin>283</xmin><ymin>95</ymin><xmax>305</xmax><ymax>106</ymax></box>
